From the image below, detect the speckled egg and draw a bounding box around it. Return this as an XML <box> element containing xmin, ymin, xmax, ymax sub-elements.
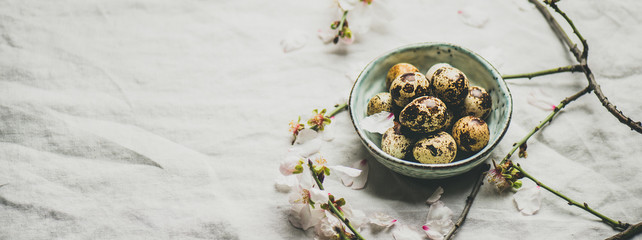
<box><xmin>451</xmin><ymin>116</ymin><xmax>490</xmax><ymax>153</ymax></box>
<box><xmin>389</xmin><ymin>72</ymin><xmax>431</xmax><ymax>108</ymax></box>
<box><xmin>386</xmin><ymin>63</ymin><xmax>419</xmax><ymax>90</ymax></box>
<box><xmin>367</xmin><ymin>92</ymin><xmax>393</xmax><ymax>116</ymax></box>
<box><xmin>439</xmin><ymin>109</ymin><xmax>455</xmax><ymax>132</ymax></box>
<box><xmin>458</xmin><ymin>86</ymin><xmax>492</xmax><ymax>119</ymax></box>
<box><xmin>425</xmin><ymin>63</ymin><xmax>452</xmax><ymax>81</ymax></box>
<box><xmin>431</xmin><ymin>66</ymin><xmax>469</xmax><ymax>106</ymax></box>
<box><xmin>399</xmin><ymin>96</ymin><xmax>448</xmax><ymax>133</ymax></box>
<box><xmin>381</xmin><ymin>122</ymin><xmax>415</xmax><ymax>159</ymax></box>
<box><xmin>413</xmin><ymin>131</ymin><xmax>457</xmax><ymax>164</ymax></box>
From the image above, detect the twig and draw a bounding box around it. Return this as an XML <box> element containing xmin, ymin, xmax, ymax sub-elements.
<box><xmin>529</xmin><ymin>0</ymin><xmax>642</xmax><ymax>133</ymax></box>
<box><xmin>529</xmin><ymin>0</ymin><xmax>581</xmax><ymax>59</ymax></box>
<box><xmin>328</xmin><ymin>103</ymin><xmax>348</xmax><ymax>118</ymax></box>
<box><xmin>444</xmin><ymin>164</ymin><xmax>490</xmax><ymax>240</ymax></box>
<box><xmin>308</xmin><ymin>160</ymin><xmax>365</xmax><ymax>240</ymax></box>
<box><xmin>514</xmin><ymin>163</ymin><xmax>629</xmax><ymax>231</ymax></box>
<box><xmin>606</xmin><ymin>222</ymin><xmax>642</xmax><ymax>240</ymax></box>
<box><xmin>548</xmin><ymin>2</ymin><xmax>588</xmax><ymax>59</ymax></box>
<box><xmin>501</xmin><ymin>86</ymin><xmax>591</xmax><ymax>163</ymax></box>
<box><xmin>502</xmin><ymin>64</ymin><xmax>582</xmax><ymax>80</ymax></box>
<box><xmin>442</xmin><ymin>87</ymin><xmax>590</xmax><ymax>239</ymax></box>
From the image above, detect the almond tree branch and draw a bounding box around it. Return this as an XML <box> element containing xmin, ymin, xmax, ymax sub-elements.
<box><xmin>514</xmin><ymin>163</ymin><xmax>629</xmax><ymax>231</ymax></box>
<box><xmin>444</xmin><ymin>164</ymin><xmax>490</xmax><ymax>240</ymax></box>
<box><xmin>502</xmin><ymin>64</ymin><xmax>582</xmax><ymax>80</ymax></box>
<box><xmin>529</xmin><ymin>0</ymin><xmax>642</xmax><ymax>133</ymax></box>
<box><xmin>605</xmin><ymin>222</ymin><xmax>642</xmax><ymax>240</ymax></box>
<box><xmin>308</xmin><ymin>160</ymin><xmax>365</xmax><ymax>240</ymax></box>
<box><xmin>444</xmin><ymin>87</ymin><xmax>590</xmax><ymax>239</ymax></box>
<box><xmin>501</xmin><ymin>86</ymin><xmax>591</xmax><ymax>163</ymax></box>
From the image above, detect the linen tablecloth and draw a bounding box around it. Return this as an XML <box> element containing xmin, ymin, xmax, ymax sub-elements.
<box><xmin>1</xmin><ymin>0</ymin><xmax>641</xmax><ymax>239</ymax></box>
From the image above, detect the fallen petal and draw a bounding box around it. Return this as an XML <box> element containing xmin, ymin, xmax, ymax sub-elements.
<box><xmin>392</xmin><ymin>224</ymin><xmax>424</xmax><ymax>240</ymax></box>
<box><xmin>458</xmin><ymin>7</ymin><xmax>489</xmax><ymax>28</ymax></box>
<box><xmin>426</xmin><ymin>201</ymin><xmax>454</xmax><ymax>222</ymax></box>
<box><xmin>281</xmin><ymin>30</ymin><xmax>308</xmax><ymax>53</ymax></box>
<box><xmin>295</xmin><ymin>128</ymin><xmax>318</xmax><ymax>144</ymax></box>
<box><xmin>350</xmin><ymin>159</ymin><xmax>368</xmax><ymax>190</ymax></box>
<box><xmin>274</xmin><ymin>175</ymin><xmax>298</xmax><ymax>192</ymax></box>
<box><xmin>513</xmin><ymin>185</ymin><xmax>542</xmax><ymax>215</ymax></box>
<box><xmin>361</xmin><ymin>111</ymin><xmax>394</xmax><ymax>134</ymax></box>
<box><xmin>330</xmin><ymin>165</ymin><xmax>362</xmax><ymax>188</ymax></box>
<box><xmin>426</xmin><ymin>186</ymin><xmax>444</xmax><ymax>204</ymax></box>
<box><xmin>424</xmin><ymin>218</ymin><xmax>454</xmax><ymax>240</ymax></box>
<box><xmin>317</xmin><ymin>29</ymin><xmax>337</xmax><ymax>43</ymax></box>
<box><xmin>331</xmin><ymin>165</ymin><xmax>362</xmax><ymax>177</ymax></box>
<box><xmin>290</xmin><ymin>138</ymin><xmax>323</xmax><ymax>157</ymax></box>
<box><xmin>369</xmin><ymin>212</ymin><xmax>397</xmax><ymax>229</ymax></box>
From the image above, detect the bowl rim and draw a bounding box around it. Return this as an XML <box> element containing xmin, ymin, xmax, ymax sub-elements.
<box><xmin>348</xmin><ymin>42</ymin><xmax>513</xmax><ymax>171</ymax></box>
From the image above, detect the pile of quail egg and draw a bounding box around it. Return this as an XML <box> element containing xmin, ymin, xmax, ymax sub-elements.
<box><xmin>367</xmin><ymin>62</ymin><xmax>492</xmax><ymax>164</ymax></box>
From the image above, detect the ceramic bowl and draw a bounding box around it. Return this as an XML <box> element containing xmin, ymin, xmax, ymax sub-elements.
<box><xmin>348</xmin><ymin>42</ymin><xmax>512</xmax><ymax>179</ymax></box>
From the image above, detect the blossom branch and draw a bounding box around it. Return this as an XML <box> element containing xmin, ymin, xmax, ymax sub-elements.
<box><xmin>310</xmin><ymin>103</ymin><xmax>348</xmax><ymax>131</ymax></box>
<box><xmin>502</xmin><ymin>64</ymin><xmax>582</xmax><ymax>80</ymax></box>
<box><xmin>328</xmin><ymin>103</ymin><xmax>349</xmax><ymax>118</ymax></box>
<box><xmin>529</xmin><ymin>0</ymin><xmax>642</xmax><ymax>133</ymax></box>
<box><xmin>501</xmin><ymin>86</ymin><xmax>591</xmax><ymax>164</ymax></box>
<box><xmin>307</xmin><ymin>160</ymin><xmax>365</xmax><ymax>240</ymax></box>
<box><xmin>530</xmin><ymin>0</ymin><xmax>581</xmax><ymax>59</ymax></box>
<box><xmin>513</xmin><ymin>163</ymin><xmax>629</xmax><ymax>231</ymax></box>
<box><xmin>605</xmin><ymin>222</ymin><xmax>642</xmax><ymax>240</ymax></box>
<box><xmin>444</xmin><ymin>164</ymin><xmax>490</xmax><ymax>240</ymax></box>
<box><xmin>290</xmin><ymin>103</ymin><xmax>348</xmax><ymax>144</ymax></box>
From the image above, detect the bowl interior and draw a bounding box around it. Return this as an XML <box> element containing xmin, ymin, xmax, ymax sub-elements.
<box><xmin>349</xmin><ymin>42</ymin><xmax>512</xmax><ymax>179</ymax></box>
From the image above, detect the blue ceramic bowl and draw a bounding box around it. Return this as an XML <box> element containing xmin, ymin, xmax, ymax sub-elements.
<box><xmin>349</xmin><ymin>42</ymin><xmax>512</xmax><ymax>179</ymax></box>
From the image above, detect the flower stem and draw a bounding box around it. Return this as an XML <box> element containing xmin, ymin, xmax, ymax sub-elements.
<box><xmin>327</xmin><ymin>102</ymin><xmax>348</xmax><ymax>118</ymax></box>
<box><xmin>338</xmin><ymin>10</ymin><xmax>349</xmax><ymax>31</ymax></box>
<box><xmin>502</xmin><ymin>65</ymin><xmax>582</xmax><ymax>80</ymax></box>
<box><xmin>307</xmin><ymin>160</ymin><xmax>365</xmax><ymax>240</ymax></box>
<box><xmin>500</xmin><ymin>86</ymin><xmax>591</xmax><ymax>164</ymax></box>
<box><xmin>309</xmin><ymin>103</ymin><xmax>348</xmax><ymax>132</ymax></box>
<box><xmin>514</xmin><ymin>164</ymin><xmax>628</xmax><ymax>231</ymax></box>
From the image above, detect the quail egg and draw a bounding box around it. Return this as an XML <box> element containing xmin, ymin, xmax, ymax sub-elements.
<box><xmin>451</xmin><ymin>116</ymin><xmax>490</xmax><ymax>153</ymax></box>
<box><xmin>439</xmin><ymin>109</ymin><xmax>455</xmax><ymax>132</ymax></box>
<box><xmin>425</xmin><ymin>63</ymin><xmax>452</xmax><ymax>80</ymax></box>
<box><xmin>367</xmin><ymin>92</ymin><xmax>393</xmax><ymax>116</ymax></box>
<box><xmin>431</xmin><ymin>66</ymin><xmax>469</xmax><ymax>106</ymax></box>
<box><xmin>458</xmin><ymin>86</ymin><xmax>492</xmax><ymax>119</ymax></box>
<box><xmin>399</xmin><ymin>96</ymin><xmax>448</xmax><ymax>133</ymax></box>
<box><xmin>389</xmin><ymin>72</ymin><xmax>431</xmax><ymax>108</ymax></box>
<box><xmin>386</xmin><ymin>63</ymin><xmax>419</xmax><ymax>90</ymax></box>
<box><xmin>381</xmin><ymin>122</ymin><xmax>415</xmax><ymax>159</ymax></box>
<box><xmin>413</xmin><ymin>131</ymin><xmax>457</xmax><ymax>164</ymax></box>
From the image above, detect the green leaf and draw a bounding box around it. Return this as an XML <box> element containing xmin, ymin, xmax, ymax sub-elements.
<box><xmin>335</xmin><ymin>198</ymin><xmax>346</xmax><ymax>207</ymax></box>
